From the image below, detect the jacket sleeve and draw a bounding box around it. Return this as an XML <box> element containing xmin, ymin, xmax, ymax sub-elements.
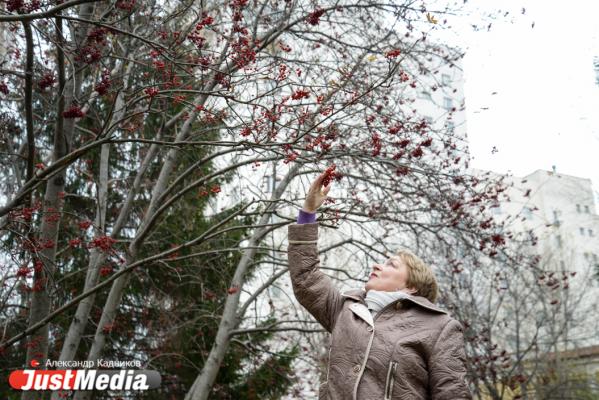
<box><xmin>429</xmin><ymin>318</ymin><xmax>472</xmax><ymax>400</ymax></box>
<box><xmin>287</xmin><ymin>222</ymin><xmax>344</xmax><ymax>333</ymax></box>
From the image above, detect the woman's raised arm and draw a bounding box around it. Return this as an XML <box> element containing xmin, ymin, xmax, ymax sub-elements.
<box><xmin>287</xmin><ymin>171</ymin><xmax>342</xmax><ymax>333</ymax></box>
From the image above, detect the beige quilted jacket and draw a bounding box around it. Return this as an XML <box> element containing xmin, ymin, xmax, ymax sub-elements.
<box><xmin>288</xmin><ymin>222</ymin><xmax>472</xmax><ymax>400</ymax></box>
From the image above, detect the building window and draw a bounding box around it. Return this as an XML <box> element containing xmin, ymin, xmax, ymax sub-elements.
<box><xmin>456</xmin><ymin>243</ymin><xmax>464</xmax><ymax>258</ymax></box>
<box><xmin>553</xmin><ymin>210</ymin><xmax>560</xmax><ymax>221</ymax></box>
<box><xmin>443</xmin><ymin>97</ymin><xmax>453</xmax><ymax>110</ymax></box>
<box><xmin>585</xmin><ymin>205</ymin><xmax>590</xmax><ymax>213</ymax></box>
<box><xmin>523</xmin><ymin>207</ymin><xmax>532</xmax><ymax>220</ymax></box>
<box><xmin>576</xmin><ymin>204</ymin><xmax>581</xmax><ymax>213</ymax></box>
<box><xmin>589</xmin><ymin>229</ymin><xmax>594</xmax><ymax>237</ymax></box>
<box><xmin>442</xmin><ymin>74</ymin><xmax>451</xmax><ymax>85</ymax></box>
<box><xmin>579</xmin><ymin>227</ymin><xmax>585</xmax><ymax>236</ymax></box>
<box><xmin>556</xmin><ymin>235</ymin><xmax>562</xmax><ymax>248</ymax></box>
<box><xmin>263</xmin><ymin>175</ymin><xmax>278</xmax><ymax>192</ymax></box>
<box><xmin>420</xmin><ymin>90</ymin><xmax>432</xmax><ymax>100</ymax></box>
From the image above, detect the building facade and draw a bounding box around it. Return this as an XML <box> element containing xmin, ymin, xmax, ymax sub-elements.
<box><xmin>483</xmin><ymin>168</ymin><xmax>599</xmax><ymax>349</ymax></box>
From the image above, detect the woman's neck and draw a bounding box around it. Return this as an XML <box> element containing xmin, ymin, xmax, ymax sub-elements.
<box><xmin>364</xmin><ymin>289</ymin><xmax>411</xmax><ymax>314</ymax></box>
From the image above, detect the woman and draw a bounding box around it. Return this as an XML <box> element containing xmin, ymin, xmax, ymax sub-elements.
<box><xmin>287</xmin><ymin>171</ymin><xmax>472</xmax><ymax>400</ymax></box>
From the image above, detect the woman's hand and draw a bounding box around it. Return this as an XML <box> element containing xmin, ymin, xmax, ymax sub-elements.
<box><xmin>303</xmin><ymin>171</ymin><xmax>333</xmax><ymax>213</ymax></box>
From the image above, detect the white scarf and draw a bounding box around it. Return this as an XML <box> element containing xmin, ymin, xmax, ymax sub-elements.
<box><xmin>365</xmin><ymin>289</ymin><xmax>411</xmax><ymax>315</ymax></box>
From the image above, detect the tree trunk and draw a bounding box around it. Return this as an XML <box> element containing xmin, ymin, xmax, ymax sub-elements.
<box><xmin>22</xmin><ymin>5</ymin><xmax>95</xmax><ymax>398</ymax></box>
<box><xmin>72</xmin><ymin>91</ymin><xmax>214</xmax><ymax>400</ymax></box>
<box><xmin>184</xmin><ymin>163</ymin><xmax>300</xmax><ymax>400</ymax></box>
<box><xmin>48</xmin><ymin>59</ymin><xmax>138</xmax><ymax>400</ymax></box>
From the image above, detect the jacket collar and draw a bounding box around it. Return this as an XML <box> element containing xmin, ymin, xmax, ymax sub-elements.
<box><xmin>340</xmin><ymin>288</ymin><xmax>367</xmax><ymax>302</ymax></box>
<box><xmin>341</xmin><ymin>288</ymin><xmax>447</xmax><ymax>315</ymax></box>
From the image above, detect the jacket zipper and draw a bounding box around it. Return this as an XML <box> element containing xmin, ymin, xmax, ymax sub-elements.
<box><xmin>350</xmin><ymin>299</ymin><xmax>403</xmax><ymax>400</ymax></box>
<box><xmin>384</xmin><ymin>361</ymin><xmax>397</xmax><ymax>400</ymax></box>
<box><xmin>326</xmin><ymin>346</ymin><xmax>332</xmax><ymax>382</ymax></box>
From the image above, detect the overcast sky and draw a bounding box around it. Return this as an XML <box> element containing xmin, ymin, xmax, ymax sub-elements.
<box><xmin>432</xmin><ymin>0</ymin><xmax>599</xmax><ymax>200</ymax></box>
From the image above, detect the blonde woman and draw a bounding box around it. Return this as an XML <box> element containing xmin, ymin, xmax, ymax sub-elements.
<box><xmin>287</xmin><ymin>171</ymin><xmax>471</xmax><ymax>400</ymax></box>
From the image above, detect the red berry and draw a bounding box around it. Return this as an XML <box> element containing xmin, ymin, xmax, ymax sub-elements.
<box><xmin>322</xmin><ymin>164</ymin><xmax>342</xmax><ymax>187</ymax></box>
<box><xmin>306</xmin><ymin>8</ymin><xmax>326</xmax><ymax>25</ymax></box>
<box><xmin>385</xmin><ymin>49</ymin><xmax>401</xmax><ymax>58</ymax></box>
<box><xmin>227</xmin><ymin>286</ymin><xmax>239</xmax><ymax>295</ymax></box>
<box><xmin>62</xmin><ymin>106</ymin><xmax>85</xmax><ymax>119</ymax></box>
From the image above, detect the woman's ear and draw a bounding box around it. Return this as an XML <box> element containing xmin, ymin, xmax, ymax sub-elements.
<box><xmin>406</xmin><ymin>287</ymin><xmax>418</xmax><ymax>295</ymax></box>
<box><xmin>397</xmin><ymin>287</ymin><xmax>418</xmax><ymax>295</ymax></box>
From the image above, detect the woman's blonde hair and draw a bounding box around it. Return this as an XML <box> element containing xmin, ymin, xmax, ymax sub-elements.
<box><xmin>395</xmin><ymin>249</ymin><xmax>438</xmax><ymax>303</ymax></box>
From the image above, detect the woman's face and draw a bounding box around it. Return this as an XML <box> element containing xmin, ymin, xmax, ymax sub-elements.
<box><xmin>365</xmin><ymin>256</ymin><xmax>417</xmax><ymax>294</ymax></box>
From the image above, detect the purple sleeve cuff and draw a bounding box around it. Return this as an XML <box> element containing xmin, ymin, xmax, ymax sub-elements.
<box><xmin>297</xmin><ymin>208</ymin><xmax>316</xmax><ymax>224</ymax></box>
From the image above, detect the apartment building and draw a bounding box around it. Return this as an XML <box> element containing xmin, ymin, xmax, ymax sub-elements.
<box><xmin>481</xmin><ymin>168</ymin><xmax>599</xmax><ymax>349</ymax></box>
